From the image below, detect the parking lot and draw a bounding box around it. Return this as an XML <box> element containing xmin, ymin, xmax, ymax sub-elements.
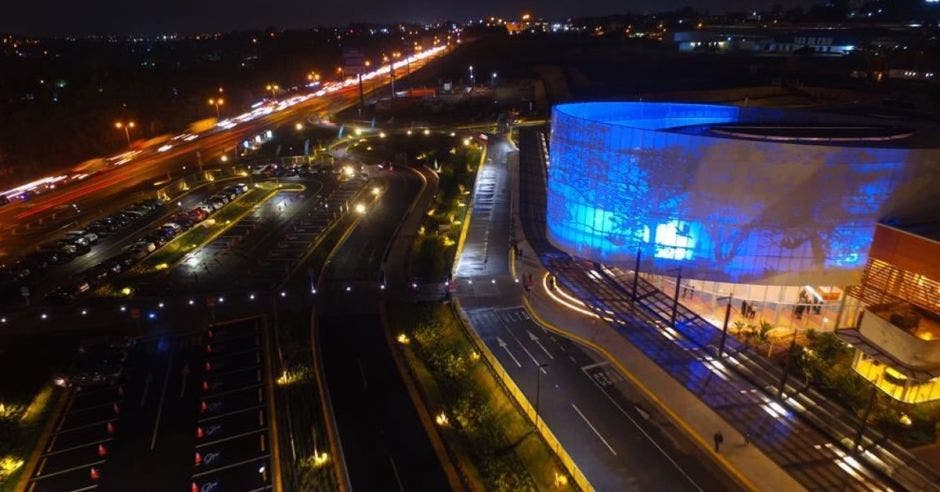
<box><xmin>163</xmin><ymin>173</ymin><xmax>367</xmax><ymax>293</ymax></box>
<box><xmin>25</xmin><ymin>318</ymin><xmax>276</xmax><ymax>492</ymax></box>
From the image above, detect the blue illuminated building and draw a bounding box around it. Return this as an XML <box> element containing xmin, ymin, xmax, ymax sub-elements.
<box><xmin>547</xmin><ymin>102</ymin><xmax>940</xmax><ymax>287</ymax></box>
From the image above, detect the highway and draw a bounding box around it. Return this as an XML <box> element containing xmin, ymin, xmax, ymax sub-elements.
<box><xmin>315</xmin><ymin>167</ymin><xmax>450</xmax><ymax>490</ymax></box>
<box><xmin>454</xmin><ymin>134</ymin><xmax>735</xmax><ymax>491</ymax></box>
<box><xmin>0</xmin><ymin>46</ymin><xmax>448</xmax><ymax>260</ymax></box>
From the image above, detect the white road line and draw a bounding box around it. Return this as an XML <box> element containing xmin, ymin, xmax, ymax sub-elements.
<box><xmin>150</xmin><ymin>350</ymin><xmax>175</xmax><ymax>451</ymax></box>
<box><xmin>204</xmin><ymin>382</ymin><xmax>263</xmax><ymax>398</ymax></box>
<box><xmin>191</xmin><ymin>454</ymin><xmax>269</xmax><ymax>478</ymax></box>
<box><xmin>31</xmin><ymin>459</ymin><xmax>106</xmax><ymax>481</ymax></box>
<box><xmin>571</xmin><ymin>403</ymin><xmax>617</xmax><ymax>456</ymax></box>
<box><xmin>506</xmin><ymin>327</ymin><xmax>547</xmax><ymax>373</ymax></box>
<box><xmin>197</xmin><ymin>427</ymin><xmax>267</xmax><ymax>449</ymax></box>
<box><xmin>584</xmin><ymin>373</ymin><xmax>704</xmax><ymax>491</ymax></box>
<box><xmin>527</xmin><ymin>330</ymin><xmax>554</xmax><ymax>360</ymax></box>
<box><xmin>198</xmin><ymin>404</ymin><xmax>264</xmax><ymax>423</ymax></box>
<box><xmin>495</xmin><ymin>337</ymin><xmax>523</xmax><ymax>368</ymax></box>
<box><xmin>57</xmin><ymin>417</ymin><xmax>118</xmax><ymax>434</ymax></box>
<box><xmin>580</xmin><ymin>360</ymin><xmax>610</xmax><ymax>371</ymax></box>
<box><xmin>388</xmin><ymin>454</ymin><xmax>405</xmax><ymax>492</ymax></box>
<box><xmin>42</xmin><ymin>438</ymin><xmax>113</xmax><ymax>457</ymax></box>
<box><xmin>68</xmin><ymin>485</ymin><xmax>99</xmax><ymax>492</ymax></box>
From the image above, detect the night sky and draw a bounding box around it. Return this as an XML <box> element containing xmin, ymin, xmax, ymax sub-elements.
<box><xmin>5</xmin><ymin>0</ymin><xmax>814</xmax><ymax>36</ymax></box>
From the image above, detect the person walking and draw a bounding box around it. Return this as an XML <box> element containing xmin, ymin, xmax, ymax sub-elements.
<box><xmin>713</xmin><ymin>431</ymin><xmax>724</xmax><ymax>452</ymax></box>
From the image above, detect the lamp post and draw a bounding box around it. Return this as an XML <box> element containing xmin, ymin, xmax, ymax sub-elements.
<box><xmin>491</xmin><ymin>72</ymin><xmax>497</xmax><ymax>87</ymax></box>
<box><xmin>716</xmin><ymin>295</ymin><xmax>733</xmax><ymax>358</ymax></box>
<box><xmin>468</xmin><ymin>65</ymin><xmax>475</xmax><ymax>86</ymax></box>
<box><xmin>534</xmin><ymin>362</ymin><xmax>549</xmax><ymax>430</ymax></box>
<box><xmin>114</xmin><ymin>121</ymin><xmax>135</xmax><ymax>146</ymax></box>
<box><xmin>265</xmin><ymin>84</ymin><xmax>280</xmax><ymax>100</ymax></box>
<box><xmin>668</xmin><ymin>267</ymin><xmax>682</xmax><ymax>329</ymax></box>
<box><xmin>207</xmin><ymin>98</ymin><xmax>224</xmax><ymax>118</ymax></box>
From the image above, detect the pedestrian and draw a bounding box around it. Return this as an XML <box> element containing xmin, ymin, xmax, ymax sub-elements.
<box><xmin>713</xmin><ymin>431</ymin><xmax>724</xmax><ymax>452</ymax></box>
<box><xmin>744</xmin><ymin>431</ymin><xmax>751</xmax><ymax>446</ymax></box>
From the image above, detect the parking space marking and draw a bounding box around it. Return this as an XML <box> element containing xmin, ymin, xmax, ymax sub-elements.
<box><xmin>41</xmin><ymin>438</ymin><xmax>113</xmax><ymax>457</ymax></box>
<box><xmin>197</xmin><ymin>404</ymin><xmax>264</xmax><ymax>423</ymax></box>
<box><xmin>196</xmin><ymin>428</ymin><xmax>267</xmax><ymax>449</ymax></box>
<box><xmin>31</xmin><ymin>459</ymin><xmax>106</xmax><ymax>481</ymax></box>
<box><xmin>191</xmin><ymin>454</ymin><xmax>270</xmax><ymax>479</ymax></box>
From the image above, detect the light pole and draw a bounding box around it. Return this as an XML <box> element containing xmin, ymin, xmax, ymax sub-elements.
<box><xmin>114</xmin><ymin>121</ymin><xmax>135</xmax><ymax>146</ymax></box>
<box><xmin>266</xmin><ymin>84</ymin><xmax>280</xmax><ymax>100</ymax></box>
<box><xmin>207</xmin><ymin>98</ymin><xmax>224</xmax><ymax>118</ymax></box>
<box><xmin>669</xmin><ymin>267</ymin><xmax>682</xmax><ymax>329</ymax></box>
<box><xmin>468</xmin><ymin>65</ymin><xmax>475</xmax><ymax>87</ymax></box>
<box><xmin>534</xmin><ymin>362</ymin><xmax>549</xmax><ymax>430</ymax></box>
<box><xmin>491</xmin><ymin>72</ymin><xmax>497</xmax><ymax>87</ymax></box>
<box><xmin>716</xmin><ymin>295</ymin><xmax>733</xmax><ymax>358</ymax></box>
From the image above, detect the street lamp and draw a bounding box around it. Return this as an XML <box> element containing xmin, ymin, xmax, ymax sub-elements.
<box><xmin>468</xmin><ymin>65</ymin><xmax>475</xmax><ymax>86</ymax></box>
<box><xmin>207</xmin><ymin>98</ymin><xmax>224</xmax><ymax>118</ymax></box>
<box><xmin>307</xmin><ymin>72</ymin><xmax>320</xmax><ymax>83</ymax></box>
<box><xmin>114</xmin><ymin>121</ymin><xmax>135</xmax><ymax>146</ymax></box>
<box><xmin>534</xmin><ymin>362</ymin><xmax>549</xmax><ymax>430</ymax></box>
<box><xmin>491</xmin><ymin>72</ymin><xmax>498</xmax><ymax>87</ymax></box>
<box><xmin>265</xmin><ymin>84</ymin><xmax>280</xmax><ymax>99</ymax></box>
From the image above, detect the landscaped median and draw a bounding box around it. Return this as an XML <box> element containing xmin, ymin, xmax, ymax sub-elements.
<box><xmin>386</xmin><ymin>302</ymin><xmax>578</xmax><ymax>491</ymax></box>
<box><xmin>139</xmin><ymin>181</ymin><xmax>301</xmax><ymax>272</ymax></box>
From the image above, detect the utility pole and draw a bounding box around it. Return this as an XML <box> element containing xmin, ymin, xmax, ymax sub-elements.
<box><xmin>717</xmin><ymin>296</ymin><xmax>733</xmax><ymax>358</ymax></box>
<box><xmin>534</xmin><ymin>363</ymin><xmax>549</xmax><ymax>430</ymax></box>
<box><xmin>357</xmin><ymin>73</ymin><xmax>365</xmax><ymax>117</ymax></box>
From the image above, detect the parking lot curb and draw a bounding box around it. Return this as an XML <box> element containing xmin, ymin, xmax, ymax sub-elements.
<box><xmin>309</xmin><ymin>307</ymin><xmax>351</xmax><ymax>492</ymax></box>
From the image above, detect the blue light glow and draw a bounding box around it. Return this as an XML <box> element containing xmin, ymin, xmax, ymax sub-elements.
<box><xmin>547</xmin><ymin>102</ymin><xmax>933</xmax><ymax>284</ymax></box>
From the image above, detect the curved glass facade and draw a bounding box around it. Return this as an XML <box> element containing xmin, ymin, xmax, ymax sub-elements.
<box><xmin>547</xmin><ymin>102</ymin><xmax>937</xmax><ymax>285</ymax></box>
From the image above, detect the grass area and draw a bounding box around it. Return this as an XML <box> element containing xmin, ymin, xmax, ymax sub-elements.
<box><xmin>788</xmin><ymin>331</ymin><xmax>940</xmax><ymax>447</ymax></box>
<box><xmin>351</xmin><ymin>131</ymin><xmax>482</xmax><ymax>281</ymax></box>
<box><xmin>0</xmin><ymin>330</ymin><xmax>96</xmax><ymax>490</ymax></box>
<box><xmin>272</xmin><ymin>197</ymin><xmax>366</xmax><ymax>491</ymax></box>
<box><xmin>388</xmin><ymin>302</ymin><xmax>575</xmax><ymax>491</ymax></box>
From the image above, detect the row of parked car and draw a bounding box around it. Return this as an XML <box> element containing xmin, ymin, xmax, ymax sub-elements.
<box><xmin>45</xmin><ymin>184</ymin><xmax>250</xmax><ymax>304</ymax></box>
<box><xmin>0</xmin><ymin>199</ymin><xmax>165</xmax><ymax>292</ymax></box>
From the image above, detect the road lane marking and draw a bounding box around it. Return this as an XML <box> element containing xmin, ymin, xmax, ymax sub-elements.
<box><xmin>196</xmin><ymin>427</ymin><xmax>267</xmax><ymax>449</ymax></box>
<box><xmin>583</xmin><ymin>369</ymin><xmax>704</xmax><ymax>491</ymax></box>
<box><xmin>527</xmin><ymin>330</ymin><xmax>554</xmax><ymax>360</ymax></box>
<box><xmin>150</xmin><ymin>349</ymin><xmax>175</xmax><ymax>451</ymax></box>
<box><xmin>495</xmin><ymin>337</ymin><xmax>522</xmax><ymax>368</ymax></box>
<box><xmin>506</xmin><ymin>327</ymin><xmax>547</xmax><ymax>373</ymax></box>
<box><xmin>191</xmin><ymin>453</ymin><xmax>269</xmax><ymax>478</ymax></box>
<box><xmin>571</xmin><ymin>403</ymin><xmax>617</xmax><ymax>456</ymax></box>
<box><xmin>388</xmin><ymin>454</ymin><xmax>405</xmax><ymax>492</ymax></box>
<box><xmin>580</xmin><ymin>360</ymin><xmax>610</xmax><ymax>371</ymax></box>
<box><xmin>30</xmin><ymin>459</ymin><xmax>106</xmax><ymax>481</ymax></box>
<box><xmin>180</xmin><ymin>363</ymin><xmax>191</xmax><ymax>398</ymax></box>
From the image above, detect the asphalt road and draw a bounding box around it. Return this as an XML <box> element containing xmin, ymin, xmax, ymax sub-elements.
<box><xmin>315</xmin><ymin>167</ymin><xmax>450</xmax><ymax>491</ymax></box>
<box><xmin>454</xmin><ymin>135</ymin><xmax>734</xmax><ymax>491</ymax></box>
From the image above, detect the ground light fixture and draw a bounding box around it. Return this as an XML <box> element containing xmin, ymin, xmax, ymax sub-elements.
<box><xmin>249</xmin><ymin>293</ymin><xmax>256</xmax><ymax>300</ymax></box>
<box><xmin>354</xmin><ymin>203</ymin><xmax>367</xmax><ymax>214</ymax></box>
<box><xmin>280</xmin><ymin>291</ymin><xmax>287</xmax><ymax>298</ymax></box>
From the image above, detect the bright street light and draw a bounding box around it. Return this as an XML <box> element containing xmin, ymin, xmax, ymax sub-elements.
<box><xmin>265</xmin><ymin>84</ymin><xmax>280</xmax><ymax>99</ymax></box>
<box><xmin>115</xmin><ymin>121</ymin><xmax>135</xmax><ymax>146</ymax></box>
<box><xmin>208</xmin><ymin>98</ymin><xmax>224</xmax><ymax>118</ymax></box>
<box><xmin>354</xmin><ymin>203</ymin><xmax>367</xmax><ymax>214</ymax></box>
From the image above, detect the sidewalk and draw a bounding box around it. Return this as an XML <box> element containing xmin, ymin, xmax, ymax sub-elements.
<box><xmin>513</xmin><ymin>244</ymin><xmax>803</xmax><ymax>491</ymax></box>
